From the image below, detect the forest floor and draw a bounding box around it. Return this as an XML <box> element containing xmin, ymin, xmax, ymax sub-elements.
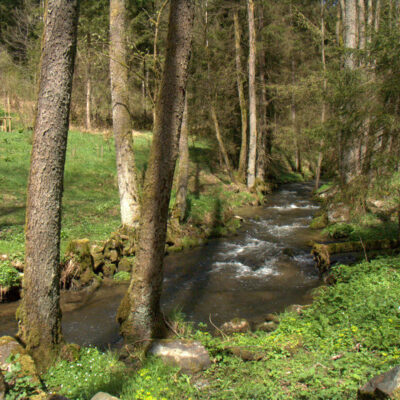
<box><xmin>35</xmin><ymin>254</ymin><xmax>400</xmax><ymax>400</ymax></box>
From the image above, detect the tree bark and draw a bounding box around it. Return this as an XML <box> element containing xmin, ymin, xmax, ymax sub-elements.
<box><xmin>85</xmin><ymin>32</ymin><xmax>92</xmax><ymax>131</ymax></box>
<box><xmin>233</xmin><ymin>9</ymin><xmax>248</xmax><ymax>181</ymax></box>
<box><xmin>247</xmin><ymin>0</ymin><xmax>257</xmax><ymax>189</ymax></box>
<box><xmin>17</xmin><ymin>0</ymin><xmax>79</xmax><ymax>371</ymax></box>
<box><xmin>110</xmin><ymin>0</ymin><xmax>140</xmax><ymax>228</ymax></box>
<box><xmin>358</xmin><ymin>0</ymin><xmax>366</xmax><ymax>51</ymax></box>
<box><xmin>117</xmin><ymin>0</ymin><xmax>194</xmax><ymax>345</ymax></box>
<box><xmin>344</xmin><ymin>0</ymin><xmax>357</xmax><ymax>69</ymax></box>
<box><xmin>210</xmin><ymin>103</ymin><xmax>235</xmax><ymax>182</ymax></box>
<box><xmin>174</xmin><ymin>94</ymin><xmax>189</xmax><ymax>222</ymax></box>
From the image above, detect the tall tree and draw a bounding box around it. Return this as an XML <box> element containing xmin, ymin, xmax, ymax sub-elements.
<box><xmin>17</xmin><ymin>0</ymin><xmax>79</xmax><ymax>370</ymax></box>
<box><xmin>233</xmin><ymin>8</ymin><xmax>248</xmax><ymax>181</ymax></box>
<box><xmin>174</xmin><ymin>94</ymin><xmax>190</xmax><ymax>222</ymax></box>
<box><xmin>118</xmin><ymin>0</ymin><xmax>194</xmax><ymax>344</ymax></box>
<box><xmin>247</xmin><ymin>0</ymin><xmax>257</xmax><ymax>188</ymax></box>
<box><xmin>344</xmin><ymin>0</ymin><xmax>357</xmax><ymax>69</ymax></box>
<box><xmin>110</xmin><ymin>0</ymin><xmax>140</xmax><ymax>228</ymax></box>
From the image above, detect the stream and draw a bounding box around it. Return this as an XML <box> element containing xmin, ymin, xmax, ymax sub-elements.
<box><xmin>0</xmin><ymin>182</ymin><xmax>322</xmax><ymax>347</ymax></box>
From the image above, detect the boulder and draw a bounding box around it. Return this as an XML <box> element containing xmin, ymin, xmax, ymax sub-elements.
<box><xmin>117</xmin><ymin>257</ymin><xmax>132</xmax><ymax>273</ymax></box>
<box><xmin>255</xmin><ymin>321</ymin><xmax>278</xmax><ymax>333</ymax></box>
<box><xmin>149</xmin><ymin>339</ymin><xmax>211</xmax><ymax>374</ymax></box>
<box><xmin>0</xmin><ymin>370</ymin><xmax>6</xmax><ymax>400</ymax></box>
<box><xmin>327</xmin><ymin>203</ymin><xmax>351</xmax><ymax>223</ymax></box>
<box><xmin>264</xmin><ymin>313</ymin><xmax>280</xmax><ymax>324</ymax></box>
<box><xmin>90</xmin><ymin>393</ymin><xmax>120</xmax><ymax>400</ymax></box>
<box><xmin>358</xmin><ymin>366</ymin><xmax>400</xmax><ymax>399</ymax></box>
<box><xmin>220</xmin><ymin>318</ymin><xmax>250</xmax><ymax>335</ymax></box>
<box><xmin>286</xmin><ymin>304</ymin><xmax>305</xmax><ymax>315</ymax></box>
<box><xmin>0</xmin><ymin>336</ymin><xmax>39</xmax><ymax>384</ymax></box>
<box><xmin>102</xmin><ymin>262</ymin><xmax>116</xmax><ymax>278</ymax></box>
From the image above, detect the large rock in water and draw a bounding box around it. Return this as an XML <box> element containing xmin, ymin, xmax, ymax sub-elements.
<box><xmin>358</xmin><ymin>366</ymin><xmax>400</xmax><ymax>399</ymax></box>
<box><xmin>149</xmin><ymin>339</ymin><xmax>211</xmax><ymax>374</ymax></box>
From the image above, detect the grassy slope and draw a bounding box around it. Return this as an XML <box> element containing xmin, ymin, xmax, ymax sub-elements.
<box><xmin>0</xmin><ymin>129</ymin><xmax>258</xmax><ymax>258</ymax></box>
<box><xmin>41</xmin><ymin>255</ymin><xmax>400</xmax><ymax>400</ymax></box>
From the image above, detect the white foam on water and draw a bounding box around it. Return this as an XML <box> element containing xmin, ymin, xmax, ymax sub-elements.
<box><xmin>267</xmin><ymin>204</ymin><xmax>319</xmax><ymax>211</ymax></box>
<box><xmin>293</xmin><ymin>254</ymin><xmax>314</xmax><ymax>264</ymax></box>
<box><xmin>265</xmin><ymin>223</ymin><xmax>308</xmax><ymax>237</ymax></box>
<box><xmin>211</xmin><ymin>258</ymin><xmax>279</xmax><ymax>278</ymax></box>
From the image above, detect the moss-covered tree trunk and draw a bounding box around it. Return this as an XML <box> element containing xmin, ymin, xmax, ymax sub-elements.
<box><xmin>247</xmin><ymin>0</ymin><xmax>257</xmax><ymax>189</ymax></box>
<box><xmin>110</xmin><ymin>0</ymin><xmax>140</xmax><ymax>228</ymax></box>
<box><xmin>17</xmin><ymin>0</ymin><xmax>79</xmax><ymax>370</ymax></box>
<box><xmin>118</xmin><ymin>0</ymin><xmax>194</xmax><ymax>344</ymax></box>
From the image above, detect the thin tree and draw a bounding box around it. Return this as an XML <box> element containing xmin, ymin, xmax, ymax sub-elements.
<box><xmin>17</xmin><ymin>0</ymin><xmax>79</xmax><ymax>370</ymax></box>
<box><xmin>110</xmin><ymin>0</ymin><xmax>140</xmax><ymax>228</ymax></box>
<box><xmin>174</xmin><ymin>94</ymin><xmax>190</xmax><ymax>222</ymax></box>
<box><xmin>247</xmin><ymin>0</ymin><xmax>257</xmax><ymax>188</ymax></box>
<box><xmin>117</xmin><ymin>0</ymin><xmax>194</xmax><ymax>344</ymax></box>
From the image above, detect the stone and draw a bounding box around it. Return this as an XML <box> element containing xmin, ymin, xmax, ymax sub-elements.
<box><xmin>220</xmin><ymin>318</ymin><xmax>250</xmax><ymax>335</ymax></box>
<box><xmin>358</xmin><ymin>366</ymin><xmax>400</xmax><ymax>399</ymax></box>
<box><xmin>149</xmin><ymin>339</ymin><xmax>211</xmax><ymax>374</ymax></box>
<box><xmin>264</xmin><ymin>313</ymin><xmax>280</xmax><ymax>324</ymax></box>
<box><xmin>91</xmin><ymin>252</ymin><xmax>105</xmax><ymax>272</ymax></box>
<box><xmin>327</xmin><ymin>203</ymin><xmax>351</xmax><ymax>223</ymax></box>
<box><xmin>0</xmin><ymin>370</ymin><xmax>6</xmax><ymax>400</ymax></box>
<box><xmin>255</xmin><ymin>321</ymin><xmax>278</xmax><ymax>333</ymax></box>
<box><xmin>0</xmin><ymin>336</ymin><xmax>39</xmax><ymax>384</ymax></box>
<box><xmin>102</xmin><ymin>262</ymin><xmax>116</xmax><ymax>277</ymax></box>
<box><xmin>286</xmin><ymin>304</ymin><xmax>305</xmax><ymax>315</ymax></box>
<box><xmin>117</xmin><ymin>257</ymin><xmax>132</xmax><ymax>273</ymax></box>
<box><xmin>227</xmin><ymin>346</ymin><xmax>264</xmax><ymax>361</ymax></box>
<box><xmin>282</xmin><ymin>248</ymin><xmax>295</xmax><ymax>257</ymax></box>
<box><xmin>90</xmin><ymin>393</ymin><xmax>120</xmax><ymax>400</ymax></box>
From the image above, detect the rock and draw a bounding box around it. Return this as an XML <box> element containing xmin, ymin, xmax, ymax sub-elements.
<box><xmin>102</xmin><ymin>262</ymin><xmax>116</xmax><ymax>277</ymax></box>
<box><xmin>264</xmin><ymin>313</ymin><xmax>280</xmax><ymax>324</ymax></box>
<box><xmin>0</xmin><ymin>336</ymin><xmax>39</xmax><ymax>384</ymax></box>
<box><xmin>149</xmin><ymin>339</ymin><xmax>211</xmax><ymax>374</ymax></box>
<box><xmin>11</xmin><ymin>259</ymin><xmax>24</xmax><ymax>271</ymax></box>
<box><xmin>59</xmin><ymin>343</ymin><xmax>81</xmax><ymax>362</ymax></box>
<box><xmin>117</xmin><ymin>257</ymin><xmax>132</xmax><ymax>273</ymax></box>
<box><xmin>0</xmin><ymin>370</ymin><xmax>6</xmax><ymax>400</ymax></box>
<box><xmin>358</xmin><ymin>366</ymin><xmax>400</xmax><ymax>399</ymax></box>
<box><xmin>286</xmin><ymin>304</ymin><xmax>305</xmax><ymax>315</ymax></box>
<box><xmin>255</xmin><ymin>321</ymin><xmax>278</xmax><ymax>333</ymax></box>
<box><xmin>108</xmin><ymin>250</ymin><xmax>119</xmax><ymax>263</ymax></box>
<box><xmin>220</xmin><ymin>318</ymin><xmax>251</xmax><ymax>335</ymax></box>
<box><xmin>327</xmin><ymin>203</ymin><xmax>351</xmax><ymax>223</ymax></box>
<box><xmin>90</xmin><ymin>393</ymin><xmax>120</xmax><ymax>400</ymax></box>
<box><xmin>227</xmin><ymin>346</ymin><xmax>264</xmax><ymax>361</ymax></box>
<box><xmin>310</xmin><ymin>213</ymin><xmax>328</xmax><ymax>230</ymax></box>
<box><xmin>282</xmin><ymin>248</ymin><xmax>295</xmax><ymax>257</ymax></box>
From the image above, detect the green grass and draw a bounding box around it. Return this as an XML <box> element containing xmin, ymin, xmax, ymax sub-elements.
<box><xmin>0</xmin><ymin>130</ymin><xmax>257</xmax><ymax>258</ymax></box>
<box><xmin>41</xmin><ymin>255</ymin><xmax>400</xmax><ymax>399</ymax></box>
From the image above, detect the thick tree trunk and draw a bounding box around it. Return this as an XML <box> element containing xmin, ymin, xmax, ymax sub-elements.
<box><xmin>118</xmin><ymin>0</ymin><xmax>194</xmax><ymax>345</ymax></box>
<box><xmin>256</xmin><ymin>4</ymin><xmax>270</xmax><ymax>182</ymax></box>
<box><xmin>174</xmin><ymin>94</ymin><xmax>189</xmax><ymax>222</ymax></box>
<box><xmin>358</xmin><ymin>0</ymin><xmax>366</xmax><ymax>52</ymax></box>
<box><xmin>344</xmin><ymin>0</ymin><xmax>357</xmax><ymax>69</ymax></box>
<box><xmin>110</xmin><ymin>0</ymin><xmax>140</xmax><ymax>228</ymax></box>
<box><xmin>247</xmin><ymin>0</ymin><xmax>257</xmax><ymax>189</ymax></box>
<box><xmin>17</xmin><ymin>0</ymin><xmax>79</xmax><ymax>371</ymax></box>
<box><xmin>233</xmin><ymin>9</ymin><xmax>248</xmax><ymax>181</ymax></box>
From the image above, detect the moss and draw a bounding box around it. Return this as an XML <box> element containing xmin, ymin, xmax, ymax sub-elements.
<box><xmin>102</xmin><ymin>262</ymin><xmax>116</xmax><ymax>277</ymax></box>
<box><xmin>310</xmin><ymin>213</ymin><xmax>328</xmax><ymax>229</ymax></box>
<box><xmin>59</xmin><ymin>343</ymin><xmax>81</xmax><ymax>362</ymax></box>
<box><xmin>117</xmin><ymin>291</ymin><xmax>131</xmax><ymax>330</ymax></box>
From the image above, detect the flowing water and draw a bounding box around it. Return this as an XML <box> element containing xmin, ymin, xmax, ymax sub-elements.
<box><xmin>0</xmin><ymin>182</ymin><xmax>321</xmax><ymax>347</ymax></box>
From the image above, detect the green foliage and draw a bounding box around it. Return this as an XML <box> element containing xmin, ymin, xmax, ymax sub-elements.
<box><xmin>0</xmin><ymin>260</ymin><xmax>20</xmax><ymax>289</ymax></box>
<box><xmin>44</xmin><ymin>347</ymin><xmax>125</xmax><ymax>400</ymax></box>
<box><xmin>113</xmin><ymin>271</ymin><xmax>130</xmax><ymax>282</ymax></box>
<box><xmin>4</xmin><ymin>354</ymin><xmax>42</xmax><ymax>400</ymax></box>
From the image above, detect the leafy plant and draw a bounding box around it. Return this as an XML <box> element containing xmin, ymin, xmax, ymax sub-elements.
<box><xmin>0</xmin><ymin>260</ymin><xmax>21</xmax><ymax>289</ymax></box>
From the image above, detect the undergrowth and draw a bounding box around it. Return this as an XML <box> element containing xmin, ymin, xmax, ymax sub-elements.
<box><xmin>42</xmin><ymin>255</ymin><xmax>400</xmax><ymax>399</ymax></box>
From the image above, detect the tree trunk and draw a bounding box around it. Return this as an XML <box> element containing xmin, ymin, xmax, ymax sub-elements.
<box><xmin>344</xmin><ymin>0</ymin><xmax>357</xmax><ymax>69</ymax></box>
<box><xmin>247</xmin><ymin>0</ymin><xmax>257</xmax><ymax>189</ymax></box>
<box><xmin>233</xmin><ymin>9</ymin><xmax>248</xmax><ymax>181</ymax></box>
<box><xmin>358</xmin><ymin>0</ymin><xmax>366</xmax><ymax>52</ymax></box>
<box><xmin>117</xmin><ymin>0</ymin><xmax>194</xmax><ymax>345</ymax></box>
<box><xmin>174</xmin><ymin>94</ymin><xmax>189</xmax><ymax>222</ymax></box>
<box><xmin>85</xmin><ymin>32</ymin><xmax>92</xmax><ymax>131</ymax></box>
<box><xmin>17</xmin><ymin>0</ymin><xmax>79</xmax><ymax>371</ymax></box>
<box><xmin>110</xmin><ymin>0</ymin><xmax>140</xmax><ymax>228</ymax></box>
<box><xmin>256</xmin><ymin>5</ymin><xmax>270</xmax><ymax>182</ymax></box>
<box><xmin>291</xmin><ymin>60</ymin><xmax>302</xmax><ymax>175</ymax></box>
<box><xmin>210</xmin><ymin>103</ymin><xmax>235</xmax><ymax>182</ymax></box>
